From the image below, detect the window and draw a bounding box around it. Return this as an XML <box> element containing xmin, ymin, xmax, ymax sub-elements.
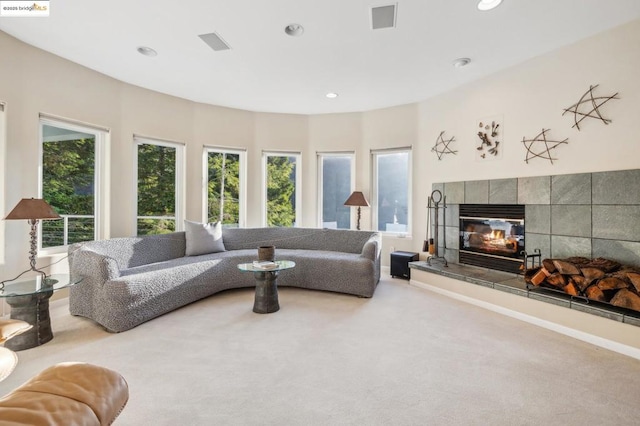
<box><xmin>40</xmin><ymin>116</ymin><xmax>108</xmax><ymax>250</ymax></box>
<box><xmin>372</xmin><ymin>148</ymin><xmax>412</xmax><ymax>234</ymax></box>
<box><xmin>134</xmin><ymin>136</ymin><xmax>185</xmax><ymax>235</ymax></box>
<box><xmin>204</xmin><ymin>146</ymin><xmax>246</xmax><ymax>227</ymax></box>
<box><xmin>262</xmin><ymin>152</ymin><xmax>301</xmax><ymax>227</ymax></box>
<box><xmin>317</xmin><ymin>152</ymin><xmax>354</xmax><ymax>229</ymax></box>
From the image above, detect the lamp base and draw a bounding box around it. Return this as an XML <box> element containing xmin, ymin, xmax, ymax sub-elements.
<box><xmin>0</xmin><ymin>219</ymin><xmax>47</xmax><ymax>290</ymax></box>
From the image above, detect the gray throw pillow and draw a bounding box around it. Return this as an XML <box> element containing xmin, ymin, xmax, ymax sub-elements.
<box><xmin>184</xmin><ymin>220</ymin><xmax>226</xmax><ymax>256</ymax></box>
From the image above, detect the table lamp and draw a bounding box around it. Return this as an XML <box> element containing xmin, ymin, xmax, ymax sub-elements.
<box><xmin>2</xmin><ymin>198</ymin><xmax>61</xmax><ymax>286</ymax></box>
<box><xmin>344</xmin><ymin>191</ymin><xmax>370</xmax><ymax>231</ymax></box>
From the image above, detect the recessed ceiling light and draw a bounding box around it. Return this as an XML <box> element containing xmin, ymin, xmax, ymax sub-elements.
<box><xmin>284</xmin><ymin>24</ymin><xmax>304</xmax><ymax>37</ymax></box>
<box><xmin>477</xmin><ymin>0</ymin><xmax>503</xmax><ymax>11</ymax></box>
<box><xmin>452</xmin><ymin>57</ymin><xmax>471</xmax><ymax>68</ymax></box>
<box><xmin>137</xmin><ymin>46</ymin><xmax>157</xmax><ymax>57</ymax></box>
<box><xmin>326</xmin><ymin>93</ymin><xmax>338</xmax><ymax>99</ymax></box>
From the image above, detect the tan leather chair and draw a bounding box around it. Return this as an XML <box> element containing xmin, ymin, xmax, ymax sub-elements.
<box><xmin>0</xmin><ymin>320</ymin><xmax>129</xmax><ymax>425</ymax></box>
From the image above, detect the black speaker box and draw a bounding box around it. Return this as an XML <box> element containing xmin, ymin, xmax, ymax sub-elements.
<box><xmin>390</xmin><ymin>251</ymin><xmax>419</xmax><ymax>280</ymax></box>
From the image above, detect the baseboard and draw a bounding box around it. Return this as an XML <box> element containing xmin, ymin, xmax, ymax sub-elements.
<box><xmin>410</xmin><ymin>279</ymin><xmax>640</xmax><ymax>361</ymax></box>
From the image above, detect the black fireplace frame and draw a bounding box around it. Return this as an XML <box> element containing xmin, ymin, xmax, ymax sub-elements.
<box><xmin>459</xmin><ymin>204</ymin><xmax>525</xmax><ymax>274</ymax></box>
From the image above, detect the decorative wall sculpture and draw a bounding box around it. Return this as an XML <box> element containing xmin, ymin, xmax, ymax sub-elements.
<box><xmin>521</xmin><ymin>129</ymin><xmax>568</xmax><ymax>164</ymax></box>
<box><xmin>431</xmin><ymin>131</ymin><xmax>457</xmax><ymax>160</ymax></box>
<box><xmin>562</xmin><ymin>84</ymin><xmax>619</xmax><ymax>130</ymax></box>
<box><xmin>476</xmin><ymin>116</ymin><xmax>502</xmax><ymax>161</ymax></box>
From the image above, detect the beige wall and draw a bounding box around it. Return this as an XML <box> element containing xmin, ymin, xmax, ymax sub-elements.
<box><xmin>1</xmin><ymin>19</ymin><xmax>640</xmax><ymax>317</ymax></box>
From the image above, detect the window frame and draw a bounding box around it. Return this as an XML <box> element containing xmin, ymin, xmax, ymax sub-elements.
<box><xmin>0</xmin><ymin>102</ymin><xmax>5</xmax><ymax>263</ymax></box>
<box><xmin>371</xmin><ymin>147</ymin><xmax>412</xmax><ymax>236</ymax></box>
<box><xmin>133</xmin><ymin>135</ymin><xmax>185</xmax><ymax>234</ymax></box>
<box><xmin>261</xmin><ymin>151</ymin><xmax>302</xmax><ymax>227</ymax></box>
<box><xmin>202</xmin><ymin>145</ymin><xmax>247</xmax><ymax>227</ymax></box>
<box><xmin>38</xmin><ymin>115</ymin><xmax>110</xmax><ymax>254</ymax></box>
<box><xmin>316</xmin><ymin>151</ymin><xmax>355</xmax><ymax>229</ymax></box>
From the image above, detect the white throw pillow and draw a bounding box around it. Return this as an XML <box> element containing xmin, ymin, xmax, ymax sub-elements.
<box><xmin>184</xmin><ymin>220</ymin><xmax>226</xmax><ymax>256</ymax></box>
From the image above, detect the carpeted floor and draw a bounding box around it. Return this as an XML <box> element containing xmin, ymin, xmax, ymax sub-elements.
<box><xmin>3</xmin><ymin>274</ymin><xmax>640</xmax><ymax>425</ymax></box>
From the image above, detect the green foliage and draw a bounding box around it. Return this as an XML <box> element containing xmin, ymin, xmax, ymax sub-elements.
<box><xmin>137</xmin><ymin>144</ymin><xmax>176</xmax><ymax>218</ymax></box>
<box><xmin>42</xmin><ymin>137</ymin><xmax>96</xmax><ymax>247</ymax></box>
<box><xmin>208</xmin><ymin>152</ymin><xmax>240</xmax><ymax>225</ymax></box>
<box><xmin>42</xmin><ymin>139</ymin><xmax>95</xmax><ymax>214</ymax></box>
<box><xmin>266</xmin><ymin>156</ymin><xmax>296</xmax><ymax>227</ymax></box>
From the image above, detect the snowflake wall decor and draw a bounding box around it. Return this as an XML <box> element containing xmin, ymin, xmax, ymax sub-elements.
<box><xmin>431</xmin><ymin>131</ymin><xmax>457</xmax><ymax>160</ymax></box>
<box><xmin>562</xmin><ymin>84</ymin><xmax>619</xmax><ymax>130</ymax></box>
<box><xmin>521</xmin><ymin>129</ymin><xmax>568</xmax><ymax>164</ymax></box>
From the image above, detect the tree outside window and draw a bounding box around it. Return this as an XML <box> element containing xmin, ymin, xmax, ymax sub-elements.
<box><xmin>264</xmin><ymin>153</ymin><xmax>300</xmax><ymax>227</ymax></box>
<box><xmin>41</xmin><ymin>124</ymin><xmax>96</xmax><ymax>248</ymax></box>
<box><xmin>136</xmin><ymin>140</ymin><xmax>182</xmax><ymax>235</ymax></box>
<box><xmin>207</xmin><ymin>150</ymin><xmax>242</xmax><ymax>227</ymax></box>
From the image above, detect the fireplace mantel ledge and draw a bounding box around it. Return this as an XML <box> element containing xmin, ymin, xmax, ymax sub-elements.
<box><xmin>408</xmin><ymin>261</ymin><xmax>640</xmax><ymax>360</ymax></box>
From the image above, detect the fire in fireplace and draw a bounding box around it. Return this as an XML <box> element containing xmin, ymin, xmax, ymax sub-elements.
<box><xmin>459</xmin><ymin>204</ymin><xmax>525</xmax><ymax>273</ymax></box>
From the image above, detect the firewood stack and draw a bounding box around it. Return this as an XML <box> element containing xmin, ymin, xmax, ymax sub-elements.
<box><xmin>524</xmin><ymin>256</ymin><xmax>640</xmax><ymax>312</ymax></box>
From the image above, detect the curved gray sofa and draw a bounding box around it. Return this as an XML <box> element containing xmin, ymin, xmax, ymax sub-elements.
<box><xmin>68</xmin><ymin>227</ymin><xmax>381</xmax><ymax>332</ymax></box>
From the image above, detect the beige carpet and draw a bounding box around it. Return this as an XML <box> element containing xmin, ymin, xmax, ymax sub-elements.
<box><xmin>3</xmin><ymin>274</ymin><xmax>640</xmax><ymax>425</ymax></box>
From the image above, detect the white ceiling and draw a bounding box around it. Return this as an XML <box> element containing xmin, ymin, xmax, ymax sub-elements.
<box><xmin>2</xmin><ymin>0</ymin><xmax>640</xmax><ymax>115</ymax></box>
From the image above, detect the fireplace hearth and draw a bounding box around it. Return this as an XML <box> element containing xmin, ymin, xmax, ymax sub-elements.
<box><xmin>459</xmin><ymin>204</ymin><xmax>525</xmax><ymax>273</ymax></box>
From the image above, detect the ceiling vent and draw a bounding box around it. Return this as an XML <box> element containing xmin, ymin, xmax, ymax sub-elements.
<box><xmin>371</xmin><ymin>4</ymin><xmax>397</xmax><ymax>30</ymax></box>
<box><xmin>198</xmin><ymin>32</ymin><xmax>231</xmax><ymax>51</ymax></box>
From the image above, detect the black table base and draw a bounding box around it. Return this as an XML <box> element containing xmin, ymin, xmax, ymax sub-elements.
<box><xmin>5</xmin><ymin>291</ymin><xmax>53</xmax><ymax>351</ymax></box>
<box><xmin>253</xmin><ymin>271</ymin><xmax>280</xmax><ymax>314</ymax></box>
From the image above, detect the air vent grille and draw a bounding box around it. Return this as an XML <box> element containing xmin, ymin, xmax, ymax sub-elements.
<box><xmin>459</xmin><ymin>204</ymin><xmax>525</xmax><ymax>220</ymax></box>
<box><xmin>198</xmin><ymin>32</ymin><xmax>231</xmax><ymax>51</ymax></box>
<box><xmin>371</xmin><ymin>4</ymin><xmax>396</xmax><ymax>30</ymax></box>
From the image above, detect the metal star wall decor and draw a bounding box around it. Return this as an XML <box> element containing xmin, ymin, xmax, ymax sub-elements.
<box><xmin>562</xmin><ymin>84</ymin><xmax>619</xmax><ymax>130</ymax></box>
<box><xmin>521</xmin><ymin>129</ymin><xmax>568</xmax><ymax>164</ymax></box>
<box><xmin>431</xmin><ymin>131</ymin><xmax>457</xmax><ymax>160</ymax></box>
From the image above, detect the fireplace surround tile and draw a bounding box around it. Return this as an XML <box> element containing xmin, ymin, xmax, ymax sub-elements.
<box><xmin>525</xmin><ymin>233</ymin><xmax>550</xmax><ymax>260</ymax></box>
<box><xmin>444</xmin><ymin>182</ymin><xmax>464</xmax><ymax>204</ymax></box>
<box><xmin>445</xmin><ymin>226</ymin><xmax>459</xmax><ymax>249</ymax></box>
<box><xmin>592</xmin><ymin>205</ymin><xmax>640</xmax><ymax>241</ymax></box>
<box><xmin>551</xmin><ymin>235</ymin><xmax>592</xmax><ymax>258</ymax></box>
<box><xmin>489</xmin><ymin>178</ymin><xmax>517</xmax><ymax>204</ymax></box>
<box><xmin>445</xmin><ymin>203</ymin><xmax>458</xmax><ymax>226</ymax></box>
<box><xmin>518</xmin><ymin>176</ymin><xmax>550</xmax><ymax>204</ymax></box>
<box><xmin>551</xmin><ymin>173</ymin><xmax>591</xmax><ymax>205</ymax></box>
<box><xmin>464</xmin><ymin>180</ymin><xmax>489</xmax><ymax>203</ymax></box>
<box><xmin>592</xmin><ymin>169</ymin><xmax>640</xmax><ymax>205</ymax></box>
<box><xmin>525</xmin><ymin>205</ymin><xmax>550</xmax><ymax>234</ymax></box>
<box><xmin>551</xmin><ymin>205</ymin><xmax>592</xmax><ymax>238</ymax></box>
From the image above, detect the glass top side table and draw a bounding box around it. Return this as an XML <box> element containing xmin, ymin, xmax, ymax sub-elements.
<box><xmin>0</xmin><ymin>274</ymin><xmax>83</xmax><ymax>351</ymax></box>
<box><xmin>238</xmin><ymin>261</ymin><xmax>295</xmax><ymax>314</ymax></box>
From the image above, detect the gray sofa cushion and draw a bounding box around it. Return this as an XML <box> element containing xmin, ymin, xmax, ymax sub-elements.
<box><xmin>184</xmin><ymin>220</ymin><xmax>226</xmax><ymax>256</ymax></box>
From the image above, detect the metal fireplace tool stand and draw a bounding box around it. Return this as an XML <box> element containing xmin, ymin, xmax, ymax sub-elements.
<box><xmin>427</xmin><ymin>189</ymin><xmax>448</xmax><ymax>267</ymax></box>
